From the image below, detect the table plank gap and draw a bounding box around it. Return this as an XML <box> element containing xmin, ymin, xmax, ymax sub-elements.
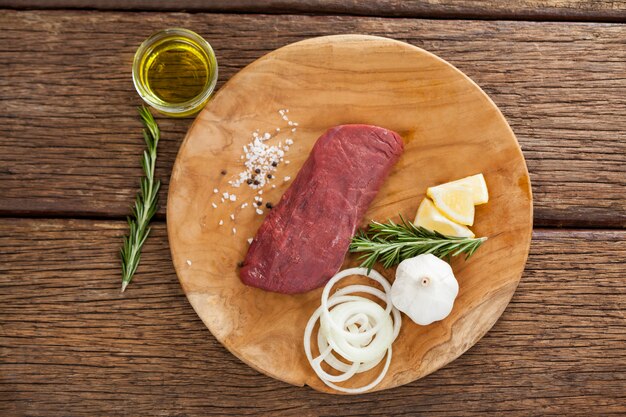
<box><xmin>0</xmin><ymin>1</ymin><xmax>624</xmax><ymax>23</ymax></box>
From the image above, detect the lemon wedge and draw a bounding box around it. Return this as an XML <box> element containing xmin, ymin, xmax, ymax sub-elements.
<box><xmin>426</xmin><ymin>184</ymin><xmax>475</xmax><ymax>226</ymax></box>
<box><xmin>432</xmin><ymin>173</ymin><xmax>489</xmax><ymax>205</ymax></box>
<box><xmin>414</xmin><ymin>198</ymin><xmax>475</xmax><ymax>238</ymax></box>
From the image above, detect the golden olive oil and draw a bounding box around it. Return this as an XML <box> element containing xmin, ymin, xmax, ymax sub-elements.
<box><xmin>133</xmin><ymin>29</ymin><xmax>218</xmax><ymax>117</ymax></box>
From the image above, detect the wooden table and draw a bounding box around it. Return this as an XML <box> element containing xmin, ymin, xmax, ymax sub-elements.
<box><xmin>1</xmin><ymin>2</ymin><xmax>624</xmax><ymax>416</ymax></box>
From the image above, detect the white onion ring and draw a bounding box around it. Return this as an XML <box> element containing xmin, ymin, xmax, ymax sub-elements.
<box><xmin>303</xmin><ymin>267</ymin><xmax>401</xmax><ymax>393</ymax></box>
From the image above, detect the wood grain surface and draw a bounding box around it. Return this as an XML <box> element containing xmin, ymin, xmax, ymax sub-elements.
<box><xmin>1</xmin><ymin>4</ymin><xmax>625</xmax><ymax>415</ymax></box>
<box><xmin>167</xmin><ymin>34</ymin><xmax>532</xmax><ymax>393</ymax></box>
<box><xmin>0</xmin><ymin>11</ymin><xmax>625</xmax><ymax>227</ymax></box>
<box><xmin>1</xmin><ymin>0</ymin><xmax>625</xmax><ymax>22</ymax></box>
<box><xmin>0</xmin><ymin>219</ymin><xmax>624</xmax><ymax>415</ymax></box>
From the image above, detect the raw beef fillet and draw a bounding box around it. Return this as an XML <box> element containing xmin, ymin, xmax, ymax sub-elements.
<box><xmin>240</xmin><ymin>124</ymin><xmax>404</xmax><ymax>294</ymax></box>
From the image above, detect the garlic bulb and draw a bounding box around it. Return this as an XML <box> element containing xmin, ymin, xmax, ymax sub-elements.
<box><xmin>390</xmin><ymin>254</ymin><xmax>459</xmax><ymax>325</ymax></box>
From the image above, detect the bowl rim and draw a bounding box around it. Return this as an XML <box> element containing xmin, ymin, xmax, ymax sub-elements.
<box><xmin>132</xmin><ymin>28</ymin><xmax>219</xmax><ymax>116</ymax></box>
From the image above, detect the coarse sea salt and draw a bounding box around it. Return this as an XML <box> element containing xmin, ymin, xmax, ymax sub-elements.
<box><xmin>247</xmin><ymin>238</ymin><xmax>253</xmax><ymax>244</ymax></box>
<box><xmin>186</xmin><ymin>260</ymin><xmax>192</xmax><ymax>266</ymax></box>
<box><xmin>230</xmin><ymin>136</ymin><xmax>285</xmax><ymax>190</ymax></box>
<box><xmin>214</xmin><ymin>109</ymin><xmax>299</xmax><ymax>234</ymax></box>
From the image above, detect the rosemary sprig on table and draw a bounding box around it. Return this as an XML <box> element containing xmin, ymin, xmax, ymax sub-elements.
<box><xmin>120</xmin><ymin>106</ymin><xmax>161</xmax><ymax>292</ymax></box>
<box><xmin>349</xmin><ymin>215</ymin><xmax>487</xmax><ymax>272</ymax></box>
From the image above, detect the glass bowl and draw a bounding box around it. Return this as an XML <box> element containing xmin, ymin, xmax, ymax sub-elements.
<box><xmin>132</xmin><ymin>28</ymin><xmax>218</xmax><ymax>117</ymax></box>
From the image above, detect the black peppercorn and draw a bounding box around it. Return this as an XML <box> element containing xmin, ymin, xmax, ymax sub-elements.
<box><xmin>253</xmin><ymin>180</ymin><xmax>259</xmax><ymax>185</ymax></box>
<box><xmin>267</xmin><ymin>174</ymin><xmax>273</xmax><ymax>179</ymax></box>
<box><xmin>271</xmin><ymin>161</ymin><xmax>278</xmax><ymax>167</ymax></box>
<box><xmin>255</xmin><ymin>168</ymin><xmax>261</xmax><ymax>174</ymax></box>
<box><xmin>220</xmin><ymin>170</ymin><xmax>227</xmax><ymax>175</ymax></box>
<box><xmin>266</xmin><ymin>202</ymin><xmax>273</xmax><ymax>209</ymax></box>
<box><xmin>236</xmin><ymin>261</ymin><xmax>244</xmax><ymax>268</ymax></box>
<box><xmin>246</xmin><ymin>178</ymin><xmax>253</xmax><ymax>185</ymax></box>
<box><xmin>256</xmin><ymin>201</ymin><xmax>262</xmax><ymax>206</ymax></box>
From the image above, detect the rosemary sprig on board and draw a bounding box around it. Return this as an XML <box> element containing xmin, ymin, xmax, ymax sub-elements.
<box><xmin>349</xmin><ymin>215</ymin><xmax>487</xmax><ymax>272</ymax></box>
<box><xmin>120</xmin><ymin>106</ymin><xmax>161</xmax><ymax>292</ymax></box>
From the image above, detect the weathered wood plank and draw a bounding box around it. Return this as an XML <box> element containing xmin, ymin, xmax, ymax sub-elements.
<box><xmin>1</xmin><ymin>0</ymin><xmax>624</xmax><ymax>22</ymax></box>
<box><xmin>0</xmin><ymin>11</ymin><xmax>624</xmax><ymax>226</ymax></box>
<box><xmin>0</xmin><ymin>219</ymin><xmax>624</xmax><ymax>415</ymax></box>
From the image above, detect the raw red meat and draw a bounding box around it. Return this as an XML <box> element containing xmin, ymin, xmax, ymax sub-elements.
<box><xmin>240</xmin><ymin>124</ymin><xmax>404</xmax><ymax>294</ymax></box>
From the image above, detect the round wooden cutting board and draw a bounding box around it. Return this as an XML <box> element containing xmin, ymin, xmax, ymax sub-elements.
<box><xmin>167</xmin><ymin>35</ymin><xmax>532</xmax><ymax>394</ymax></box>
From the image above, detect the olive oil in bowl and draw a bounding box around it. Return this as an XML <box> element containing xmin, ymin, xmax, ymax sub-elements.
<box><xmin>133</xmin><ymin>29</ymin><xmax>218</xmax><ymax>117</ymax></box>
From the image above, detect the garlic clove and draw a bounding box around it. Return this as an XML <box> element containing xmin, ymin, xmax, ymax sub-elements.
<box><xmin>390</xmin><ymin>254</ymin><xmax>459</xmax><ymax>326</ymax></box>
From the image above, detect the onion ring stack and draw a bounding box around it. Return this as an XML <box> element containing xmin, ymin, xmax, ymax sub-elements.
<box><xmin>303</xmin><ymin>267</ymin><xmax>401</xmax><ymax>393</ymax></box>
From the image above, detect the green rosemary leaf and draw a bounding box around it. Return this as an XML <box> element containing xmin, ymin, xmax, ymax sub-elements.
<box><xmin>349</xmin><ymin>216</ymin><xmax>487</xmax><ymax>272</ymax></box>
<box><xmin>120</xmin><ymin>106</ymin><xmax>161</xmax><ymax>292</ymax></box>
